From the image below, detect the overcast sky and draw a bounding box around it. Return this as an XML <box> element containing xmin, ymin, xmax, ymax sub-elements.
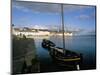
<box><xmin>12</xmin><ymin>1</ymin><xmax>96</xmax><ymax>35</ymax></box>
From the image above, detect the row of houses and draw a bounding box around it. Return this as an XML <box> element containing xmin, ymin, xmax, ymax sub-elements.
<box><xmin>12</xmin><ymin>27</ymin><xmax>73</xmax><ymax>37</ymax></box>
<box><xmin>12</xmin><ymin>27</ymin><xmax>50</xmax><ymax>36</ymax></box>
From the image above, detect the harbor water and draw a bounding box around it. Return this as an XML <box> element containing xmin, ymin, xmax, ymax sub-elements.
<box><xmin>34</xmin><ymin>35</ymin><xmax>96</xmax><ymax>72</ymax></box>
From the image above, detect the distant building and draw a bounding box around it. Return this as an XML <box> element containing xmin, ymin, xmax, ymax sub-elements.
<box><xmin>12</xmin><ymin>27</ymin><xmax>50</xmax><ymax>36</ymax></box>
<box><xmin>12</xmin><ymin>26</ymin><xmax>73</xmax><ymax>37</ymax></box>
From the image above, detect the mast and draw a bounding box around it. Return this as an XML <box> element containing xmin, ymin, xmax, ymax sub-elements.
<box><xmin>61</xmin><ymin>4</ymin><xmax>65</xmax><ymax>54</ymax></box>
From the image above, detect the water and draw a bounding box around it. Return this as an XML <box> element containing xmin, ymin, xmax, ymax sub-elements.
<box><xmin>34</xmin><ymin>35</ymin><xmax>96</xmax><ymax>71</ymax></box>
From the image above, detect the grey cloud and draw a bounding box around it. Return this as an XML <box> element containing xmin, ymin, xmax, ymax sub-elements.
<box><xmin>63</xmin><ymin>5</ymin><xmax>93</xmax><ymax>13</ymax></box>
<box><xmin>12</xmin><ymin>1</ymin><xmax>61</xmax><ymax>14</ymax></box>
<box><xmin>12</xmin><ymin>1</ymin><xmax>93</xmax><ymax>14</ymax></box>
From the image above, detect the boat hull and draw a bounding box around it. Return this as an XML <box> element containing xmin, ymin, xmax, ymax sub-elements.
<box><xmin>49</xmin><ymin>48</ymin><xmax>82</xmax><ymax>66</ymax></box>
<box><xmin>42</xmin><ymin>39</ymin><xmax>83</xmax><ymax>68</ymax></box>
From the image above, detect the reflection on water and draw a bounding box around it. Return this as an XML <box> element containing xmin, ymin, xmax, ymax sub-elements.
<box><xmin>34</xmin><ymin>35</ymin><xmax>96</xmax><ymax>71</ymax></box>
<box><xmin>34</xmin><ymin>36</ymin><xmax>52</xmax><ymax>62</ymax></box>
<box><xmin>50</xmin><ymin>35</ymin><xmax>96</xmax><ymax>67</ymax></box>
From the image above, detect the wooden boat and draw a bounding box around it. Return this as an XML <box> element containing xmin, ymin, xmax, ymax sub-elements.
<box><xmin>42</xmin><ymin>39</ymin><xmax>56</xmax><ymax>49</ymax></box>
<box><xmin>42</xmin><ymin>39</ymin><xmax>83</xmax><ymax>70</ymax></box>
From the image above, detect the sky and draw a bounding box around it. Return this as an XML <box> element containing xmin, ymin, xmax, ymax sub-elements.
<box><xmin>12</xmin><ymin>1</ymin><xmax>96</xmax><ymax>35</ymax></box>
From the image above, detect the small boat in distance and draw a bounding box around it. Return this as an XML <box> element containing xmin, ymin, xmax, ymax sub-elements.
<box><xmin>42</xmin><ymin>39</ymin><xmax>83</xmax><ymax>70</ymax></box>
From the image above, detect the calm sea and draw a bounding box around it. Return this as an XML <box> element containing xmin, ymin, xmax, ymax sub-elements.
<box><xmin>34</xmin><ymin>35</ymin><xmax>96</xmax><ymax>71</ymax></box>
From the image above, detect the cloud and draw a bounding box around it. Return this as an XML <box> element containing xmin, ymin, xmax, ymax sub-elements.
<box><xmin>12</xmin><ymin>1</ymin><xmax>30</xmax><ymax>12</ymax></box>
<box><xmin>12</xmin><ymin>1</ymin><xmax>61</xmax><ymax>14</ymax></box>
<box><xmin>63</xmin><ymin>5</ymin><xmax>95</xmax><ymax>13</ymax></box>
<box><xmin>33</xmin><ymin>25</ymin><xmax>48</xmax><ymax>29</ymax></box>
<box><xmin>77</xmin><ymin>14</ymin><xmax>90</xmax><ymax>19</ymax></box>
<box><xmin>76</xmin><ymin>13</ymin><xmax>95</xmax><ymax>20</ymax></box>
<box><xmin>12</xmin><ymin>1</ymin><xmax>94</xmax><ymax>14</ymax></box>
<box><xmin>87</xmin><ymin>29</ymin><xmax>96</xmax><ymax>34</ymax></box>
<box><xmin>64</xmin><ymin>5</ymin><xmax>85</xmax><ymax>12</ymax></box>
